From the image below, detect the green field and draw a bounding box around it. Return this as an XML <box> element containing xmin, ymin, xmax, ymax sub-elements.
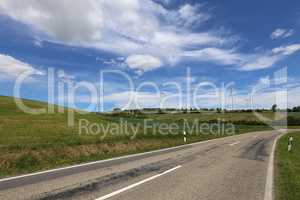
<box><xmin>275</xmin><ymin>132</ymin><xmax>300</xmax><ymax>200</ymax></box>
<box><xmin>0</xmin><ymin>95</ymin><xmax>299</xmax><ymax>178</ymax></box>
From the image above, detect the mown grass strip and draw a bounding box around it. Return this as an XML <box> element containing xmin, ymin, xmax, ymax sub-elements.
<box><xmin>275</xmin><ymin>132</ymin><xmax>300</xmax><ymax>200</ymax></box>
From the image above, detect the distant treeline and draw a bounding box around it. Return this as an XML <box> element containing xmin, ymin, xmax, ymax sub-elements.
<box><xmin>112</xmin><ymin>106</ymin><xmax>300</xmax><ymax>114</ymax></box>
<box><xmin>287</xmin><ymin>106</ymin><xmax>300</xmax><ymax>112</ymax></box>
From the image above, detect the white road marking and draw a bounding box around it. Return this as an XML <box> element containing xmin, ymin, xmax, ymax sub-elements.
<box><xmin>264</xmin><ymin>132</ymin><xmax>287</xmax><ymax>200</ymax></box>
<box><xmin>0</xmin><ymin>133</ymin><xmax>240</xmax><ymax>183</ymax></box>
<box><xmin>1</xmin><ymin>130</ymin><xmax>283</xmax><ymax>183</ymax></box>
<box><xmin>95</xmin><ymin>165</ymin><xmax>182</xmax><ymax>200</ymax></box>
<box><xmin>229</xmin><ymin>141</ymin><xmax>240</xmax><ymax>146</ymax></box>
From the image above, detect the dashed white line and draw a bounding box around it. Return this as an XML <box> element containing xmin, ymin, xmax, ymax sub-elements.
<box><xmin>95</xmin><ymin>165</ymin><xmax>182</xmax><ymax>200</ymax></box>
<box><xmin>229</xmin><ymin>141</ymin><xmax>241</xmax><ymax>146</ymax></box>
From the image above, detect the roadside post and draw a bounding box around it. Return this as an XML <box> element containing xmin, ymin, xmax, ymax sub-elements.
<box><xmin>183</xmin><ymin>131</ymin><xmax>187</xmax><ymax>143</ymax></box>
<box><xmin>288</xmin><ymin>136</ymin><xmax>293</xmax><ymax>152</ymax></box>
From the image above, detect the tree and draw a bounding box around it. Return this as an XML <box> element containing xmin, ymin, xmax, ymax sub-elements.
<box><xmin>158</xmin><ymin>108</ymin><xmax>164</xmax><ymax>114</ymax></box>
<box><xmin>113</xmin><ymin>108</ymin><xmax>121</xmax><ymax>112</ymax></box>
<box><xmin>271</xmin><ymin>104</ymin><xmax>277</xmax><ymax>112</ymax></box>
<box><xmin>292</xmin><ymin>106</ymin><xmax>300</xmax><ymax>112</ymax></box>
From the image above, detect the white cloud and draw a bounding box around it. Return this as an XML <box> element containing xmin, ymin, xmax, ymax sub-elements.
<box><xmin>183</xmin><ymin>48</ymin><xmax>243</xmax><ymax>65</ymax></box>
<box><xmin>173</xmin><ymin>4</ymin><xmax>210</xmax><ymax>28</ymax></box>
<box><xmin>0</xmin><ymin>54</ymin><xmax>43</xmax><ymax>79</ymax></box>
<box><xmin>61</xmin><ymin>74</ymin><xmax>300</xmax><ymax>110</ymax></box>
<box><xmin>240</xmin><ymin>44</ymin><xmax>300</xmax><ymax>71</ymax></box>
<box><xmin>239</xmin><ymin>54</ymin><xmax>281</xmax><ymax>71</ymax></box>
<box><xmin>0</xmin><ymin>0</ymin><xmax>157</xmax><ymax>47</ymax></box>
<box><xmin>0</xmin><ymin>1</ymin><xmax>298</xmax><ymax>72</ymax></box>
<box><xmin>102</xmin><ymin>85</ymin><xmax>300</xmax><ymax>110</ymax></box>
<box><xmin>258</xmin><ymin>76</ymin><xmax>271</xmax><ymax>85</ymax></box>
<box><xmin>125</xmin><ymin>54</ymin><xmax>162</xmax><ymax>74</ymax></box>
<box><xmin>0</xmin><ymin>0</ymin><xmax>233</xmax><ymax>69</ymax></box>
<box><xmin>0</xmin><ymin>0</ymin><xmax>104</xmax><ymax>44</ymax></box>
<box><xmin>181</xmin><ymin>43</ymin><xmax>300</xmax><ymax>71</ymax></box>
<box><xmin>271</xmin><ymin>28</ymin><xmax>294</xmax><ymax>39</ymax></box>
<box><xmin>33</xmin><ymin>39</ymin><xmax>43</xmax><ymax>47</ymax></box>
<box><xmin>272</xmin><ymin>44</ymin><xmax>300</xmax><ymax>55</ymax></box>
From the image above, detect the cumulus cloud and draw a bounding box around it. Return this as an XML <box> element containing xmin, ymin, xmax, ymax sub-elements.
<box><xmin>0</xmin><ymin>0</ymin><xmax>103</xmax><ymax>44</ymax></box>
<box><xmin>125</xmin><ymin>54</ymin><xmax>162</xmax><ymax>74</ymax></box>
<box><xmin>271</xmin><ymin>28</ymin><xmax>294</xmax><ymax>39</ymax></box>
<box><xmin>0</xmin><ymin>54</ymin><xmax>43</xmax><ymax>79</ymax></box>
<box><xmin>0</xmin><ymin>1</ymin><xmax>298</xmax><ymax>72</ymax></box>
<box><xmin>0</xmin><ymin>0</ymin><xmax>233</xmax><ymax>69</ymax></box>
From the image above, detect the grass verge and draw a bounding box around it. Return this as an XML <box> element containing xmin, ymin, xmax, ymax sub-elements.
<box><xmin>275</xmin><ymin>132</ymin><xmax>300</xmax><ymax>200</ymax></box>
<box><xmin>0</xmin><ymin>95</ymin><xmax>298</xmax><ymax>178</ymax></box>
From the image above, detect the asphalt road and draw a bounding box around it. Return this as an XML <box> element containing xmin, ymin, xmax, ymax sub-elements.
<box><xmin>0</xmin><ymin>130</ymin><xmax>292</xmax><ymax>200</ymax></box>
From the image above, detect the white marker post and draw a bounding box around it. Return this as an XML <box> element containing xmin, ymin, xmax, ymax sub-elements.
<box><xmin>183</xmin><ymin>131</ymin><xmax>187</xmax><ymax>143</ymax></box>
<box><xmin>288</xmin><ymin>137</ymin><xmax>293</xmax><ymax>152</ymax></box>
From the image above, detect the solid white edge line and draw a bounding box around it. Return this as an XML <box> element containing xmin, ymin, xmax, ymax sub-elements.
<box><xmin>0</xmin><ymin>130</ymin><xmax>281</xmax><ymax>183</ymax></box>
<box><xmin>94</xmin><ymin>165</ymin><xmax>182</xmax><ymax>200</ymax></box>
<box><xmin>264</xmin><ymin>132</ymin><xmax>287</xmax><ymax>200</ymax></box>
<box><xmin>0</xmin><ymin>132</ymin><xmax>241</xmax><ymax>183</ymax></box>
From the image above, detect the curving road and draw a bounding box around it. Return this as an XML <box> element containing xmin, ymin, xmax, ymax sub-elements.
<box><xmin>0</xmin><ymin>129</ymin><xmax>293</xmax><ymax>200</ymax></box>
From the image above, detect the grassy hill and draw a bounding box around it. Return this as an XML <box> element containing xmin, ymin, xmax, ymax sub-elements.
<box><xmin>0</xmin><ymin>95</ymin><xmax>298</xmax><ymax>178</ymax></box>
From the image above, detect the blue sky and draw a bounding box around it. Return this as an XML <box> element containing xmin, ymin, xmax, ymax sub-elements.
<box><xmin>0</xmin><ymin>0</ymin><xmax>300</xmax><ymax>111</ymax></box>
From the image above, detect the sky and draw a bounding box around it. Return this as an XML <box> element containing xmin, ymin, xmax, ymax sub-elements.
<box><xmin>0</xmin><ymin>0</ymin><xmax>300</xmax><ymax>111</ymax></box>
